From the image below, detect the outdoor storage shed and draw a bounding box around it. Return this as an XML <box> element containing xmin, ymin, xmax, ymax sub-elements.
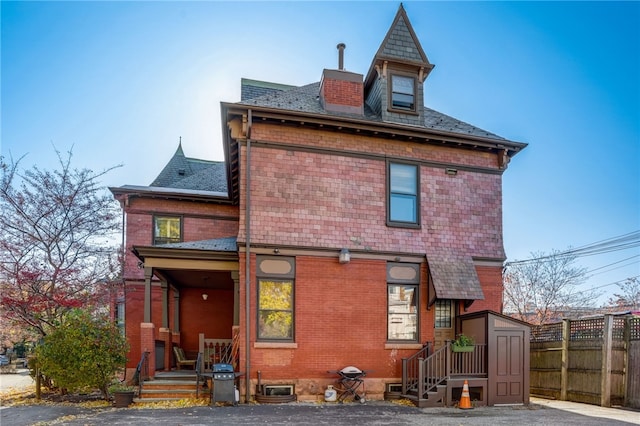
<box><xmin>458</xmin><ymin>310</ymin><xmax>531</xmax><ymax>406</ymax></box>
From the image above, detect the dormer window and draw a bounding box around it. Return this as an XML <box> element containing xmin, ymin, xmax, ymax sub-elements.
<box><xmin>390</xmin><ymin>74</ymin><xmax>415</xmax><ymax>111</ymax></box>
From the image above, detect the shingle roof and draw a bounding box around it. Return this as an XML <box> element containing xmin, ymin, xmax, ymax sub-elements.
<box><xmin>239</xmin><ymin>81</ymin><xmax>505</xmax><ymax>140</ymax></box>
<box><xmin>150</xmin><ymin>143</ymin><xmax>227</xmax><ymax>193</ymax></box>
<box><xmin>241</xmin><ymin>78</ymin><xmax>296</xmax><ymax>102</ymax></box>
<box><xmin>427</xmin><ymin>250</ymin><xmax>485</xmax><ymax>301</ymax></box>
<box><xmin>154</xmin><ymin>236</ymin><xmax>237</xmax><ymax>252</ymax></box>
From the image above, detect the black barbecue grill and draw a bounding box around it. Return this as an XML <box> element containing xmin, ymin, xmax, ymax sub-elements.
<box><xmin>328</xmin><ymin>366</ymin><xmax>369</xmax><ymax>403</ymax></box>
<box><xmin>211</xmin><ymin>363</ymin><xmax>239</xmax><ymax>406</ymax></box>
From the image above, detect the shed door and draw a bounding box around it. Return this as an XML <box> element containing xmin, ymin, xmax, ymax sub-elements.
<box><xmin>493</xmin><ymin>330</ymin><xmax>524</xmax><ymax>404</ymax></box>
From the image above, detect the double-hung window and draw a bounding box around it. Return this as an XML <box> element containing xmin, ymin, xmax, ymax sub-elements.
<box><xmin>388</xmin><ymin>162</ymin><xmax>419</xmax><ymax>227</ymax></box>
<box><xmin>256</xmin><ymin>256</ymin><xmax>295</xmax><ymax>341</ymax></box>
<box><xmin>390</xmin><ymin>75</ymin><xmax>415</xmax><ymax>111</ymax></box>
<box><xmin>153</xmin><ymin>215</ymin><xmax>181</xmax><ymax>245</ymax></box>
<box><xmin>258</xmin><ymin>279</ymin><xmax>294</xmax><ymax>340</ymax></box>
<box><xmin>387</xmin><ymin>263</ymin><xmax>420</xmax><ymax>341</ymax></box>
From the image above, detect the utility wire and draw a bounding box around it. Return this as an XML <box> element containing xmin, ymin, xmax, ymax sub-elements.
<box><xmin>505</xmin><ymin>230</ymin><xmax>640</xmax><ymax>266</ymax></box>
<box><xmin>587</xmin><ymin>255</ymin><xmax>640</xmax><ymax>276</ymax></box>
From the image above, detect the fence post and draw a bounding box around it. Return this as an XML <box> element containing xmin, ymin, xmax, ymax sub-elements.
<box><xmin>601</xmin><ymin>314</ymin><xmax>613</xmax><ymax>407</ymax></box>
<box><xmin>561</xmin><ymin>319</ymin><xmax>570</xmax><ymax>401</ymax></box>
<box><xmin>623</xmin><ymin>316</ymin><xmax>631</xmax><ymax>407</ymax></box>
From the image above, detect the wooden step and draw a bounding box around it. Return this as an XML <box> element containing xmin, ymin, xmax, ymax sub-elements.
<box><xmin>403</xmin><ymin>385</ymin><xmax>446</xmax><ymax>408</ymax></box>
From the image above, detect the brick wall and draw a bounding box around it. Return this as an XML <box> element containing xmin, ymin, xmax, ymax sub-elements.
<box><xmin>121</xmin><ymin>197</ymin><xmax>238</xmax><ymax>280</ymax></box>
<box><xmin>235</xmin><ymin>255</ymin><xmax>504</xmax><ymax>400</ymax></box>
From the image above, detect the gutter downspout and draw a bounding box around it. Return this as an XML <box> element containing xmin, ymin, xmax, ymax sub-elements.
<box><xmin>244</xmin><ymin>109</ymin><xmax>252</xmax><ymax>403</ymax></box>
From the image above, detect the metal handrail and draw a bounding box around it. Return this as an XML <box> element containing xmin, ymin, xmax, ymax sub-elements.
<box><xmin>195</xmin><ymin>352</ymin><xmax>204</xmax><ymax>397</ymax></box>
<box><xmin>133</xmin><ymin>351</ymin><xmax>150</xmax><ymax>395</ymax></box>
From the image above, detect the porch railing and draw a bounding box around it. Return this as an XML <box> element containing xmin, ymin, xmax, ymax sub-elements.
<box><xmin>402</xmin><ymin>343</ymin><xmax>487</xmax><ymax>399</ymax></box>
<box><xmin>401</xmin><ymin>343</ymin><xmax>431</xmax><ymax>396</ymax></box>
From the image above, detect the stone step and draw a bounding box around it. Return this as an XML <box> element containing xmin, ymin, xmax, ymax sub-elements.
<box><xmin>139</xmin><ymin>389</ymin><xmax>202</xmax><ymax>399</ymax></box>
<box><xmin>143</xmin><ymin>380</ymin><xmax>202</xmax><ymax>390</ymax></box>
<box><xmin>133</xmin><ymin>397</ymin><xmax>207</xmax><ymax>404</ymax></box>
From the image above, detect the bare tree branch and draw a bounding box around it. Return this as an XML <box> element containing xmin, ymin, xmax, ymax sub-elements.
<box><xmin>0</xmin><ymin>148</ymin><xmax>122</xmax><ymax>337</ymax></box>
<box><xmin>503</xmin><ymin>249</ymin><xmax>598</xmax><ymax>324</ymax></box>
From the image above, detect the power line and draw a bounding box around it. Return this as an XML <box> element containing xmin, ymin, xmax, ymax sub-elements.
<box><xmin>584</xmin><ymin>275</ymin><xmax>640</xmax><ymax>291</ymax></box>
<box><xmin>586</xmin><ymin>255</ymin><xmax>640</xmax><ymax>276</ymax></box>
<box><xmin>505</xmin><ymin>230</ymin><xmax>640</xmax><ymax>266</ymax></box>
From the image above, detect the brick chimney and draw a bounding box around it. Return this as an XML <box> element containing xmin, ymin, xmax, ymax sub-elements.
<box><xmin>319</xmin><ymin>43</ymin><xmax>364</xmax><ymax>116</ymax></box>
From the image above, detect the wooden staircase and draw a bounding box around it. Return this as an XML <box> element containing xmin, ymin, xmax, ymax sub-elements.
<box><xmin>401</xmin><ymin>343</ymin><xmax>486</xmax><ymax>408</ymax></box>
<box><xmin>136</xmin><ymin>371</ymin><xmax>208</xmax><ymax>403</ymax></box>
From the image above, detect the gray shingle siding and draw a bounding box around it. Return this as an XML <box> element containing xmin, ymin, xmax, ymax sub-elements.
<box><xmin>365</xmin><ymin>78</ymin><xmax>383</xmax><ymax>115</ymax></box>
<box><xmin>381</xmin><ymin>17</ymin><xmax>424</xmax><ymax>63</ymax></box>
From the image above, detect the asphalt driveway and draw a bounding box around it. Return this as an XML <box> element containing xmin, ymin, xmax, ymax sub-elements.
<box><xmin>2</xmin><ymin>398</ymin><xmax>639</xmax><ymax>426</ymax></box>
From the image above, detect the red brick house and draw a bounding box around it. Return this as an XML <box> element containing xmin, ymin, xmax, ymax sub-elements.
<box><xmin>110</xmin><ymin>5</ymin><xmax>526</xmax><ymax>404</ymax></box>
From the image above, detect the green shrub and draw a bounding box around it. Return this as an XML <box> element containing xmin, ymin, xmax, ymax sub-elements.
<box><xmin>36</xmin><ymin>309</ymin><xmax>128</xmax><ymax>399</ymax></box>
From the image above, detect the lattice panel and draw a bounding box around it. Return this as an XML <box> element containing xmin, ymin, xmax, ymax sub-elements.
<box><xmin>612</xmin><ymin>317</ymin><xmax>626</xmax><ymax>340</ymax></box>
<box><xmin>570</xmin><ymin>317</ymin><xmax>604</xmax><ymax>340</ymax></box>
<box><xmin>630</xmin><ymin>317</ymin><xmax>640</xmax><ymax>341</ymax></box>
<box><xmin>531</xmin><ymin>323</ymin><xmax>562</xmax><ymax>342</ymax></box>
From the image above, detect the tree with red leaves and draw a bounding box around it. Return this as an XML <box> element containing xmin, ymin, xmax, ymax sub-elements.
<box><xmin>0</xmin><ymin>149</ymin><xmax>121</xmax><ymax>337</ymax></box>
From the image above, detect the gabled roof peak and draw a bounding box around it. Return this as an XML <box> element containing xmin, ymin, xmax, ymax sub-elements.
<box><xmin>174</xmin><ymin>137</ymin><xmax>185</xmax><ymax>157</ymax></box>
<box><xmin>365</xmin><ymin>4</ymin><xmax>434</xmax><ymax>90</ymax></box>
<box><xmin>375</xmin><ymin>4</ymin><xmax>432</xmax><ymax>67</ymax></box>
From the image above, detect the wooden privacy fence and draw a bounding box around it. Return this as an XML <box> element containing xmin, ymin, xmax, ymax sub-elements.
<box><xmin>530</xmin><ymin>314</ymin><xmax>640</xmax><ymax>408</ymax></box>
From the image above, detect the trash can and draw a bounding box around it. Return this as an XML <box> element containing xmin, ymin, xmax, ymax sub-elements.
<box><xmin>211</xmin><ymin>363</ymin><xmax>237</xmax><ymax>406</ymax></box>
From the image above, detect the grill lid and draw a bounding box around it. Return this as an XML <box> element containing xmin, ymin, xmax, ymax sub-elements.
<box><xmin>213</xmin><ymin>363</ymin><xmax>234</xmax><ymax>372</ymax></box>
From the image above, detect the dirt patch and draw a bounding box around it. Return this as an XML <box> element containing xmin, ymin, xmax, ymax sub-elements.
<box><xmin>1</xmin><ymin>386</ymin><xmax>109</xmax><ymax>407</ymax></box>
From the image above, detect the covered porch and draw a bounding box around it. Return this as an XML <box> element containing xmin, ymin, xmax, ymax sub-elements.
<box><xmin>132</xmin><ymin>237</ymin><xmax>240</xmax><ymax>377</ymax></box>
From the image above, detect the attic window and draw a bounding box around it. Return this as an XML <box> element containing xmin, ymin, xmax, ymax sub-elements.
<box><xmin>390</xmin><ymin>75</ymin><xmax>415</xmax><ymax>111</ymax></box>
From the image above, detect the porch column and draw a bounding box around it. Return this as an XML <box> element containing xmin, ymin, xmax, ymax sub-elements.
<box><xmin>161</xmin><ymin>279</ymin><xmax>169</xmax><ymax>329</ymax></box>
<box><xmin>173</xmin><ymin>290</ymin><xmax>180</xmax><ymax>331</ymax></box>
<box><xmin>141</xmin><ymin>322</ymin><xmax>156</xmax><ymax>378</ymax></box>
<box><xmin>143</xmin><ymin>267</ymin><xmax>153</xmax><ymax>323</ymax></box>
<box><xmin>231</xmin><ymin>271</ymin><xmax>240</xmax><ymax>326</ymax></box>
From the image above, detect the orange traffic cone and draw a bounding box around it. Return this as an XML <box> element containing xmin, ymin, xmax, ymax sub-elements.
<box><xmin>459</xmin><ymin>380</ymin><xmax>472</xmax><ymax>409</ymax></box>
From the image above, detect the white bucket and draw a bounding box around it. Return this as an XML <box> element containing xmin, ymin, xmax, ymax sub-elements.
<box><xmin>324</xmin><ymin>385</ymin><xmax>337</xmax><ymax>402</ymax></box>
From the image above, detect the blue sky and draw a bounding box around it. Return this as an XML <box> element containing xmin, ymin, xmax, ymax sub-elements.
<box><xmin>2</xmin><ymin>1</ymin><xmax>639</xmax><ymax>305</ymax></box>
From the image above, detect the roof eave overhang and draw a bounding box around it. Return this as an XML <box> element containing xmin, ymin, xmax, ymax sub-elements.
<box><xmin>109</xmin><ymin>186</ymin><xmax>232</xmax><ymax>204</ymax></box>
<box><xmin>133</xmin><ymin>245</ymin><xmax>239</xmax><ymax>262</ymax></box>
<box><xmin>221</xmin><ymin>102</ymin><xmax>527</xmax><ymax>157</ymax></box>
